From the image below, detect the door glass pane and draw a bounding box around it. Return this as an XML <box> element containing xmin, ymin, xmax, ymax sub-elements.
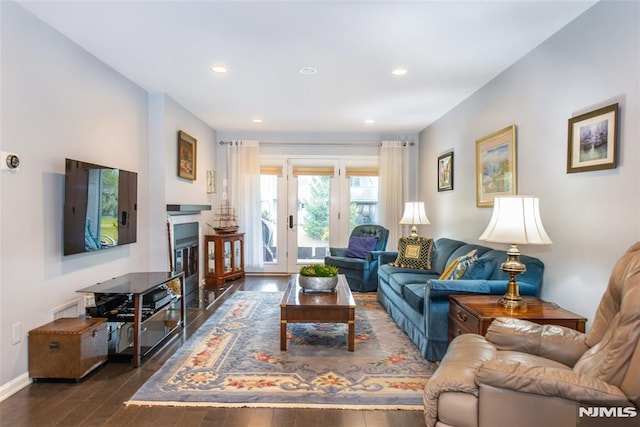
<box><xmin>223</xmin><ymin>241</ymin><xmax>231</xmax><ymax>272</ymax></box>
<box><xmin>349</xmin><ymin>176</ymin><xmax>379</xmax><ymax>232</ymax></box>
<box><xmin>233</xmin><ymin>240</ymin><xmax>241</xmax><ymax>270</ymax></box>
<box><xmin>298</xmin><ymin>175</ymin><xmax>329</xmax><ymax>263</ymax></box>
<box><xmin>260</xmin><ymin>175</ymin><xmax>278</xmax><ymax>263</ymax></box>
<box><xmin>207</xmin><ymin>241</ymin><xmax>215</xmax><ymax>274</ymax></box>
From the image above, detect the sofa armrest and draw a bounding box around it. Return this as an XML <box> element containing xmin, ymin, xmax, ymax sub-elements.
<box><xmin>486</xmin><ymin>318</ymin><xmax>588</xmax><ymax>367</ymax></box>
<box><xmin>379</xmin><ymin>251</ymin><xmax>398</xmax><ymax>264</ymax></box>
<box><xmin>425</xmin><ymin>279</ymin><xmax>493</xmax><ymax>299</ymax></box>
<box><xmin>477</xmin><ymin>359</ymin><xmax>629</xmax><ymax>405</ymax></box>
<box><xmin>329</xmin><ymin>247</ymin><xmax>347</xmax><ymax>257</ymax></box>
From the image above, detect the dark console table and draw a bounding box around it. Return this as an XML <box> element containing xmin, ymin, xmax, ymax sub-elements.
<box><xmin>77</xmin><ymin>271</ymin><xmax>185</xmax><ymax>367</ymax></box>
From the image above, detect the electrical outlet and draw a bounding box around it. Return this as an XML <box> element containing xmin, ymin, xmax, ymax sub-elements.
<box><xmin>12</xmin><ymin>322</ymin><xmax>21</xmax><ymax>345</ymax></box>
<box><xmin>84</xmin><ymin>294</ymin><xmax>95</xmax><ymax>307</ymax></box>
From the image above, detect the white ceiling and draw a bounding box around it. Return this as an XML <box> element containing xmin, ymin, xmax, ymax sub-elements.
<box><xmin>18</xmin><ymin>1</ymin><xmax>597</xmax><ymax>134</ymax></box>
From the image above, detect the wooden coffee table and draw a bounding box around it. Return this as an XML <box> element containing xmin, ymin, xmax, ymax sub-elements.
<box><xmin>280</xmin><ymin>274</ymin><xmax>356</xmax><ymax>351</ymax></box>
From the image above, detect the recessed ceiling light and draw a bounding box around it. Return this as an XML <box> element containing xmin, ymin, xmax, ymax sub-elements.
<box><xmin>252</xmin><ymin>118</ymin><xmax>263</xmax><ymax>124</ymax></box>
<box><xmin>211</xmin><ymin>65</ymin><xmax>228</xmax><ymax>73</ymax></box>
<box><xmin>392</xmin><ymin>68</ymin><xmax>407</xmax><ymax>76</ymax></box>
<box><xmin>364</xmin><ymin>119</ymin><xmax>375</xmax><ymax>125</ymax></box>
<box><xmin>299</xmin><ymin>67</ymin><xmax>318</xmax><ymax>75</ymax></box>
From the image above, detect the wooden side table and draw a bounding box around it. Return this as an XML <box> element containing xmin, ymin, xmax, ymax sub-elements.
<box><xmin>448</xmin><ymin>294</ymin><xmax>586</xmax><ymax>343</ymax></box>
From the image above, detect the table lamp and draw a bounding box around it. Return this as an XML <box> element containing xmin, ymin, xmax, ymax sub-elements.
<box><xmin>400</xmin><ymin>202</ymin><xmax>430</xmax><ymax>238</ymax></box>
<box><xmin>479</xmin><ymin>196</ymin><xmax>552</xmax><ymax>309</ymax></box>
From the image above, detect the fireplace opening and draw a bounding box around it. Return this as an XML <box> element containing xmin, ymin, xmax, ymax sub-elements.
<box><xmin>173</xmin><ymin>222</ymin><xmax>199</xmax><ymax>308</ymax></box>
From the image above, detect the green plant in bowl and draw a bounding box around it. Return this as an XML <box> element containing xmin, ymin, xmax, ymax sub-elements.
<box><xmin>299</xmin><ymin>265</ymin><xmax>339</xmax><ymax>277</ymax></box>
<box><xmin>298</xmin><ymin>265</ymin><xmax>339</xmax><ymax>292</ymax></box>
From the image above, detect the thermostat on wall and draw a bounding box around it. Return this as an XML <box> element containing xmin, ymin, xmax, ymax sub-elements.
<box><xmin>0</xmin><ymin>152</ymin><xmax>20</xmax><ymax>171</ymax></box>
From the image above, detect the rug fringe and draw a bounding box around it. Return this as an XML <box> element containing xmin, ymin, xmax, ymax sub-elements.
<box><xmin>125</xmin><ymin>400</ymin><xmax>422</xmax><ymax>411</ymax></box>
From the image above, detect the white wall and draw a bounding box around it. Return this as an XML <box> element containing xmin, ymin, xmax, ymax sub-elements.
<box><xmin>419</xmin><ymin>1</ymin><xmax>639</xmax><ymax>323</ymax></box>
<box><xmin>0</xmin><ymin>1</ymin><xmax>148</xmax><ymax>388</ymax></box>
<box><xmin>149</xmin><ymin>94</ymin><xmax>217</xmax><ymax>275</ymax></box>
<box><xmin>0</xmin><ymin>2</ymin><xmax>217</xmax><ymax>395</ymax></box>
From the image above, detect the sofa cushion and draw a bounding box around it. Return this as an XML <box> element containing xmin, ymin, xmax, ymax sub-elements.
<box><xmin>429</xmin><ymin>238</ymin><xmax>468</xmax><ymax>274</ymax></box>
<box><xmin>462</xmin><ymin>255</ymin><xmax>496</xmax><ymax>280</ymax></box>
<box><xmin>403</xmin><ymin>283</ymin><xmax>427</xmax><ymax>313</ymax></box>
<box><xmin>386</xmin><ymin>271</ymin><xmax>437</xmax><ymax>296</ymax></box>
<box><xmin>345</xmin><ymin>235</ymin><xmax>378</xmax><ymax>259</ymax></box>
<box><xmin>439</xmin><ymin>249</ymin><xmax>478</xmax><ymax>280</ymax></box>
<box><xmin>390</xmin><ymin>237</ymin><xmax>434</xmax><ymax>270</ymax></box>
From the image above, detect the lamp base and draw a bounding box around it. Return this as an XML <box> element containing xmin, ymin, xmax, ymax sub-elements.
<box><xmin>498</xmin><ymin>294</ymin><xmax>527</xmax><ymax>310</ymax></box>
<box><xmin>498</xmin><ymin>244</ymin><xmax>527</xmax><ymax>310</ymax></box>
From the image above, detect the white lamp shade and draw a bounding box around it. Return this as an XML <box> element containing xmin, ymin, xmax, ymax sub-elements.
<box><xmin>479</xmin><ymin>196</ymin><xmax>552</xmax><ymax>245</ymax></box>
<box><xmin>399</xmin><ymin>202</ymin><xmax>430</xmax><ymax>225</ymax></box>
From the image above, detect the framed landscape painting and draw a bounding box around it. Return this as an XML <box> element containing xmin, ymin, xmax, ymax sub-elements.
<box><xmin>437</xmin><ymin>151</ymin><xmax>454</xmax><ymax>192</ymax></box>
<box><xmin>567</xmin><ymin>103</ymin><xmax>618</xmax><ymax>173</ymax></box>
<box><xmin>178</xmin><ymin>130</ymin><xmax>197</xmax><ymax>181</ymax></box>
<box><xmin>475</xmin><ymin>125</ymin><xmax>516</xmax><ymax>207</ymax></box>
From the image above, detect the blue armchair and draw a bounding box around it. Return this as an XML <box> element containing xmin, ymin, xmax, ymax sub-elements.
<box><xmin>324</xmin><ymin>224</ymin><xmax>389</xmax><ymax>292</ymax></box>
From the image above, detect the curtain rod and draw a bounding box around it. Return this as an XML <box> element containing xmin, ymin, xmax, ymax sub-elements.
<box><xmin>218</xmin><ymin>140</ymin><xmax>415</xmax><ymax>147</ymax></box>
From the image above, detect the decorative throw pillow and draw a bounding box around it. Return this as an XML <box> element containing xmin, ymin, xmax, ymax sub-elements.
<box><xmin>346</xmin><ymin>236</ymin><xmax>379</xmax><ymax>259</ymax></box>
<box><xmin>390</xmin><ymin>237</ymin><xmax>434</xmax><ymax>270</ymax></box>
<box><xmin>462</xmin><ymin>256</ymin><xmax>496</xmax><ymax>280</ymax></box>
<box><xmin>439</xmin><ymin>249</ymin><xmax>478</xmax><ymax>280</ymax></box>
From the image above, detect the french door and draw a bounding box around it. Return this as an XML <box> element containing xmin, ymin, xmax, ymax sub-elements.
<box><xmin>286</xmin><ymin>159</ymin><xmax>340</xmax><ymax>272</ymax></box>
<box><xmin>260</xmin><ymin>157</ymin><xmax>378</xmax><ymax>274</ymax></box>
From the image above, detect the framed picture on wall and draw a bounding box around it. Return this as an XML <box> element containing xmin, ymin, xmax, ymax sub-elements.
<box><xmin>437</xmin><ymin>151</ymin><xmax>454</xmax><ymax>192</ymax></box>
<box><xmin>178</xmin><ymin>130</ymin><xmax>197</xmax><ymax>180</ymax></box>
<box><xmin>567</xmin><ymin>103</ymin><xmax>619</xmax><ymax>173</ymax></box>
<box><xmin>475</xmin><ymin>124</ymin><xmax>517</xmax><ymax>207</ymax></box>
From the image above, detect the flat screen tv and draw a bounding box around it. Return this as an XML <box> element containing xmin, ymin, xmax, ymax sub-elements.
<box><xmin>64</xmin><ymin>158</ymin><xmax>138</xmax><ymax>256</ymax></box>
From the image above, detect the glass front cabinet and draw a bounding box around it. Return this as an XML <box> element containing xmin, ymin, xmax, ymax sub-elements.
<box><xmin>204</xmin><ymin>233</ymin><xmax>245</xmax><ymax>285</ymax></box>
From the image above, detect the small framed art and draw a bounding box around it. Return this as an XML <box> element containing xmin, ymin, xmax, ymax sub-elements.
<box><xmin>437</xmin><ymin>151</ymin><xmax>454</xmax><ymax>192</ymax></box>
<box><xmin>567</xmin><ymin>103</ymin><xmax>618</xmax><ymax>173</ymax></box>
<box><xmin>475</xmin><ymin>125</ymin><xmax>517</xmax><ymax>207</ymax></box>
<box><xmin>178</xmin><ymin>130</ymin><xmax>197</xmax><ymax>180</ymax></box>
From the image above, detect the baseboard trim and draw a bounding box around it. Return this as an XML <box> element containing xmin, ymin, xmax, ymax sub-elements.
<box><xmin>0</xmin><ymin>372</ymin><xmax>31</xmax><ymax>402</ymax></box>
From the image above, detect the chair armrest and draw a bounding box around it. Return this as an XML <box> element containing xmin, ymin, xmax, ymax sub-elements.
<box><xmin>477</xmin><ymin>359</ymin><xmax>629</xmax><ymax>405</ymax></box>
<box><xmin>486</xmin><ymin>318</ymin><xmax>588</xmax><ymax>367</ymax></box>
<box><xmin>424</xmin><ymin>334</ymin><xmax>498</xmax><ymax>427</ymax></box>
<box><xmin>366</xmin><ymin>250</ymin><xmax>384</xmax><ymax>262</ymax></box>
<box><xmin>329</xmin><ymin>247</ymin><xmax>347</xmax><ymax>257</ymax></box>
<box><xmin>379</xmin><ymin>251</ymin><xmax>398</xmax><ymax>264</ymax></box>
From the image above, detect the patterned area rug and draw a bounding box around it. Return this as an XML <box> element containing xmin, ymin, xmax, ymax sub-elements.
<box><xmin>127</xmin><ymin>291</ymin><xmax>436</xmax><ymax>409</ymax></box>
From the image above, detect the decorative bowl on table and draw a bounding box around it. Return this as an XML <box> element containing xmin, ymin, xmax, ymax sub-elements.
<box><xmin>298</xmin><ymin>265</ymin><xmax>339</xmax><ymax>292</ymax></box>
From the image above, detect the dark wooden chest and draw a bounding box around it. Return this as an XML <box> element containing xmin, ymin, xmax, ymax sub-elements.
<box><xmin>29</xmin><ymin>317</ymin><xmax>108</xmax><ymax>380</ymax></box>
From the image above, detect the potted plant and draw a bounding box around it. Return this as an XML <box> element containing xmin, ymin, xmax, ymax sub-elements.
<box><xmin>298</xmin><ymin>264</ymin><xmax>339</xmax><ymax>292</ymax></box>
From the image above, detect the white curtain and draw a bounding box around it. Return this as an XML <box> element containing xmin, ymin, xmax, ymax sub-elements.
<box><xmin>228</xmin><ymin>141</ymin><xmax>263</xmax><ymax>269</ymax></box>
<box><xmin>379</xmin><ymin>140</ymin><xmax>409</xmax><ymax>250</ymax></box>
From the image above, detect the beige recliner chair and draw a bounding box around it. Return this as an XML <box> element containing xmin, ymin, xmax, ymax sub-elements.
<box><xmin>423</xmin><ymin>242</ymin><xmax>640</xmax><ymax>427</ymax></box>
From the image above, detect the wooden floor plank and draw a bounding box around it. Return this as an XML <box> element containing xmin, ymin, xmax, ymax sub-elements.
<box><xmin>0</xmin><ymin>276</ymin><xmax>427</xmax><ymax>427</ymax></box>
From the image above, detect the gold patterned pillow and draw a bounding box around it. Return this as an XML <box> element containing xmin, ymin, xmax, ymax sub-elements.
<box><xmin>390</xmin><ymin>237</ymin><xmax>434</xmax><ymax>270</ymax></box>
<box><xmin>439</xmin><ymin>249</ymin><xmax>478</xmax><ymax>280</ymax></box>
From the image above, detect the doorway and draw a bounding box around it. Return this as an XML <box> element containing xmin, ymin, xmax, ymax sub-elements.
<box><xmin>260</xmin><ymin>157</ymin><xmax>378</xmax><ymax>274</ymax></box>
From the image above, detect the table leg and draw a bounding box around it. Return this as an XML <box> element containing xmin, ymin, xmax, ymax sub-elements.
<box><xmin>348</xmin><ymin>319</ymin><xmax>355</xmax><ymax>351</ymax></box>
<box><xmin>280</xmin><ymin>319</ymin><xmax>287</xmax><ymax>351</ymax></box>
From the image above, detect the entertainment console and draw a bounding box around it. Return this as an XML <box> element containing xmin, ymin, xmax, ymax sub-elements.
<box><xmin>77</xmin><ymin>272</ymin><xmax>185</xmax><ymax>367</ymax></box>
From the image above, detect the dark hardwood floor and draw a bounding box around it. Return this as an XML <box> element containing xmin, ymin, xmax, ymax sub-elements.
<box><xmin>0</xmin><ymin>276</ymin><xmax>427</xmax><ymax>427</ymax></box>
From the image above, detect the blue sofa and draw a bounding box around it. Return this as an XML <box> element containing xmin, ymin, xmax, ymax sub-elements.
<box><xmin>376</xmin><ymin>237</ymin><xmax>544</xmax><ymax>361</ymax></box>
